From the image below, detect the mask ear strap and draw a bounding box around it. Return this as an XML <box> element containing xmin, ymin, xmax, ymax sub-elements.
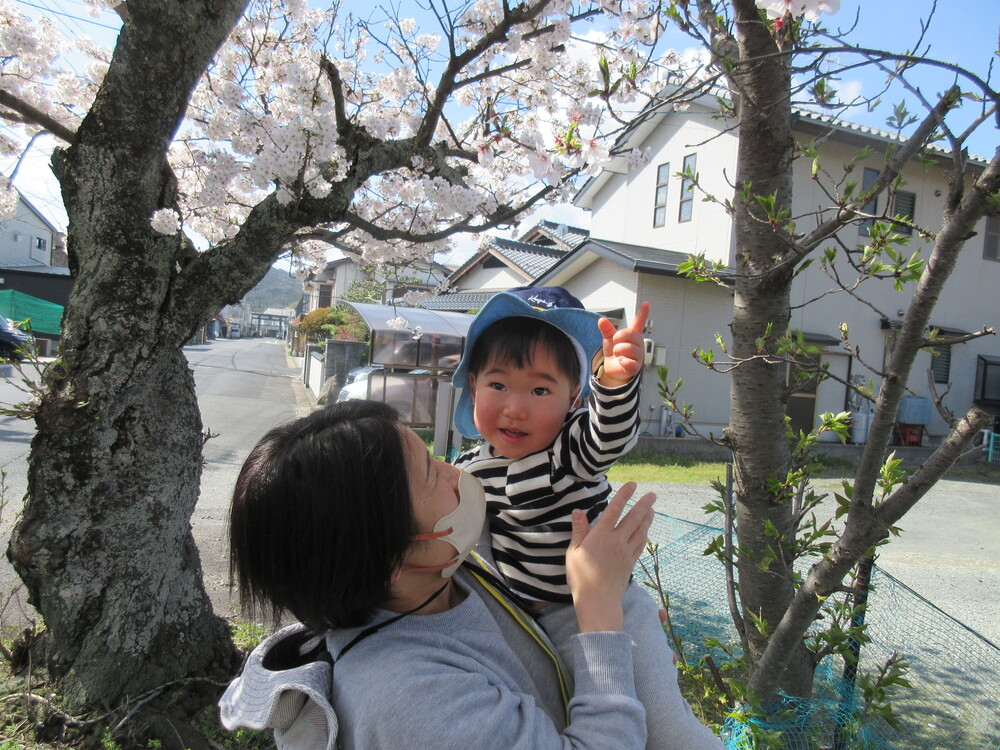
<box><xmin>400</xmin><ymin>557</ymin><xmax>459</xmax><ymax>574</ymax></box>
<box><xmin>410</xmin><ymin>528</ymin><xmax>453</xmax><ymax>541</ymax></box>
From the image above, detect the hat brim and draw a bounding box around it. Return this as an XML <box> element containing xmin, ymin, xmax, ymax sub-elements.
<box><xmin>451</xmin><ymin>293</ymin><xmax>603</xmax><ymax>438</ymax></box>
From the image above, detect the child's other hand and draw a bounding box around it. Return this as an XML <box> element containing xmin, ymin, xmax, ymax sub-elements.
<box><xmin>597</xmin><ymin>301</ymin><xmax>650</xmax><ymax>388</ymax></box>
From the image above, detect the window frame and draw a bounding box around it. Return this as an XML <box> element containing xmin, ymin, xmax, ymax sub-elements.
<box><xmin>678</xmin><ymin>153</ymin><xmax>697</xmax><ymax>223</ymax></box>
<box><xmin>859</xmin><ymin>167</ymin><xmax>879</xmax><ymax>236</ymax></box>
<box><xmin>975</xmin><ymin>355</ymin><xmax>1000</xmax><ymax>404</ymax></box>
<box><xmin>891</xmin><ymin>190</ymin><xmax>916</xmax><ymax>236</ymax></box>
<box><xmin>929</xmin><ymin>343</ymin><xmax>951</xmax><ymax>384</ymax></box>
<box><xmin>984</xmin><ymin>214</ymin><xmax>1000</xmax><ymax>262</ymax></box>
<box><xmin>653</xmin><ymin>162</ymin><xmax>670</xmax><ymax>228</ymax></box>
<box><xmin>317</xmin><ymin>282</ymin><xmax>333</xmax><ymax>309</ymax></box>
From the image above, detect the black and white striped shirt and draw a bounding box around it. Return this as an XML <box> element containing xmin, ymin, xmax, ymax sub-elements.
<box><xmin>454</xmin><ymin>376</ymin><xmax>641</xmax><ymax>602</ymax></box>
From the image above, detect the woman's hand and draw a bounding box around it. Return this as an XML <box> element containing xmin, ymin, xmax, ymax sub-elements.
<box><xmin>566</xmin><ymin>481</ymin><xmax>655</xmax><ymax>633</ymax></box>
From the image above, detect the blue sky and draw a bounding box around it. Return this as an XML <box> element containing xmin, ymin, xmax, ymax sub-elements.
<box><xmin>4</xmin><ymin>0</ymin><xmax>996</xmax><ymax>269</ymax></box>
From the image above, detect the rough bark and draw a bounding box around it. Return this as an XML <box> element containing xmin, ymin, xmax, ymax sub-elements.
<box><xmin>7</xmin><ymin>0</ymin><xmax>252</xmax><ymax>712</ymax></box>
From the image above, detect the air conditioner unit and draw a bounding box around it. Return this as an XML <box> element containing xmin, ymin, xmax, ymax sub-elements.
<box><xmin>643</xmin><ymin>338</ymin><xmax>655</xmax><ymax>365</ymax></box>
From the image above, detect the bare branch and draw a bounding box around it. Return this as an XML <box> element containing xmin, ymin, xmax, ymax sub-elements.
<box><xmin>0</xmin><ymin>91</ymin><xmax>76</xmax><ymax>144</ymax></box>
<box><xmin>926</xmin><ymin>367</ymin><xmax>956</xmax><ymax>427</ymax></box>
<box><xmin>923</xmin><ymin>327</ymin><xmax>996</xmax><ymax>347</ymax></box>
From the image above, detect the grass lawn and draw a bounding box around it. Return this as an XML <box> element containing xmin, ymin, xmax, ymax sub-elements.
<box><xmin>606</xmin><ymin>451</ymin><xmax>1000</xmax><ymax>485</ymax></box>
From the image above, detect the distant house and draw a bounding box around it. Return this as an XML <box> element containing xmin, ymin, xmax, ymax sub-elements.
<box><xmin>532</xmin><ymin>94</ymin><xmax>1000</xmax><ymax>442</ymax></box>
<box><xmin>0</xmin><ymin>189</ymin><xmax>71</xmax><ymax>309</ymax></box>
<box><xmin>304</xmin><ymin>255</ymin><xmax>450</xmax><ymax>314</ymax></box>
<box><xmin>424</xmin><ymin>221</ymin><xmax>589</xmax><ymax>313</ymax></box>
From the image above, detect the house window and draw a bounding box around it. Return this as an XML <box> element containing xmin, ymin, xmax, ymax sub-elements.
<box><xmin>929</xmin><ymin>343</ymin><xmax>951</xmax><ymax>384</ymax></box>
<box><xmin>859</xmin><ymin>167</ymin><xmax>879</xmax><ymax>236</ymax></box>
<box><xmin>678</xmin><ymin>154</ymin><xmax>696</xmax><ymax>223</ymax></box>
<box><xmin>318</xmin><ymin>283</ymin><xmax>333</xmax><ymax>308</ymax></box>
<box><xmin>653</xmin><ymin>162</ymin><xmax>670</xmax><ymax>228</ymax></box>
<box><xmin>975</xmin><ymin>355</ymin><xmax>1000</xmax><ymax>404</ymax></box>
<box><xmin>35</xmin><ymin>237</ymin><xmax>47</xmax><ymax>250</ymax></box>
<box><xmin>984</xmin><ymin>214</ymin><xmax>1000</xmax><ymax>261</ymax></box>
<box><xmin>891</xmin><ymin>190</ymin><xmax>916</xmax><ymax>236</ymax></box>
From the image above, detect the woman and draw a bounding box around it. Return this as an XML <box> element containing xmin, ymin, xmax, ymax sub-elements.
<box><xmin>220</xmin><ymin>400</ymin><xmax>656</xmax><ymax>749</ymax></box>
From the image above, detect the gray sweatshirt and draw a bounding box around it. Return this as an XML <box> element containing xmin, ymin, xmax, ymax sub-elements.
<box><xmin>220</xmin><ymin>568</ymin><xmax>646</xmax><ymax>750</ymax></box>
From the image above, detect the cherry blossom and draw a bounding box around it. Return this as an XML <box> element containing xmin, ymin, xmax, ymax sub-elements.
<box><xmin>150</xmin><ymin>209</ymin><xmax>181</xmax><ymax>236</ymax></box>
<box><xmin>756</xmin><ymin>0</ymin><xmax>840</xmax><ymax>21</ymax></box>
<box><xmin>0</xmin><ymin>0</ymin><xmax>681</xmax><ymax>265</ymax></box>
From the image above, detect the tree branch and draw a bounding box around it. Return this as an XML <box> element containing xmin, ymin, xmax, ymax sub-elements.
<box><xmin>795</xmin><ymin>85</ymin><xmax>962</xmax><ymax>256</ymax></box>
<box><xmin>877</xmin><ymin>407</ymin><xmax>992</xmax><ymax>528</ymax></box>
<box><xmin>0</xmin><ymin>91</ymin><xmax>77</xmax><ymax>144</ymax></box>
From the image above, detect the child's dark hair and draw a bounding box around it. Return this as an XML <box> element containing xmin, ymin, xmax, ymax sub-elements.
<box><xmin>466</xmin><ymin>316</ymin><xmax>581</xmax><ymax>384</ymax></box>
<box><xmin>228</xmin><ymin>400</ymin><xmax>417</xmax><ymax>630</ymax></box>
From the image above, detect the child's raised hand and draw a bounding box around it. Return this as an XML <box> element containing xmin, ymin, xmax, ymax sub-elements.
<box><xmin>596</xmin><ymin>301</ymin><xmax>650</xmax><ymax>388</ymax></box>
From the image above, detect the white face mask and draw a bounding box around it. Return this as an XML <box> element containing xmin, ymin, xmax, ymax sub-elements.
<box><xmin>408</xmin><ymin>470</ymin><xmax>486</xmax><ymax>578</ymax></box>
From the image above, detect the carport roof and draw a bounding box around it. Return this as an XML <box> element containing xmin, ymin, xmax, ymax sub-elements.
<box><xmin>344</xmin><ymin>302</ymin><xmax>474</xmax><ymax>337</ymax></box>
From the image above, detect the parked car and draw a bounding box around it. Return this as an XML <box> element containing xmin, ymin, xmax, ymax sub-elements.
<box><xmin>0</xmin><ymin>314</ymin><xmax>34</xmax><ymax>362</ymax></box>
<box><xmin>337</xmin><ymin>366</ymin><xmax>433</xmax><ymax>403</ymax></box>
<box><xmin>344</xmin><ymin>365</ymin><xmax>382</xmax><ymax>385</ymax></box>
<box><xmin>338</xmin><ymin>365</ymin><xmax>383</xmax><ymax>402</ymax></box>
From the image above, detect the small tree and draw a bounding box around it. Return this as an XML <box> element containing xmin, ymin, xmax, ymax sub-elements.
<box><xmin>323</xmin><ymin>305</ymin><xmax>369</xmax><ymax>342</ymax></box>
<box><xmin>296</xmin><ymin>306</ymin><xmax>334</xmax><ymax>342</ymax></box>
<box><xmin>657</xmin><ymin>0</ymin><xmax>998</xmax><ymax>707</ymax></box>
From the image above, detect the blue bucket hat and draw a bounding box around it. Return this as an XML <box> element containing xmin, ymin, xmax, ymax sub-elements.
<box><xmin>452</xmin><ymin>286</ymin><xmax>603</xmax><ymax>438</ymax></box>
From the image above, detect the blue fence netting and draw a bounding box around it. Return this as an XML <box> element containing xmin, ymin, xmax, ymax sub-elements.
<box><xmin>635</xmin><ymin>512</ymin><xmax>1000</xmax><ymax>749</ymax></box>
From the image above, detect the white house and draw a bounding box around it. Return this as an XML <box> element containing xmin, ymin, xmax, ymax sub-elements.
<box><xmin>530</xmin><ymin>99</ymin><xmax>999</xmax><ymax>444</ymax></box>
<box><xmin>425</xmin><ymin>220</ymin><xmax>589</xmax><ymax>313</ymax></box>
<box><xmin>0</xmin><ymin>191</ymin><xmax>65</xmax><ymax>270</ymax></box>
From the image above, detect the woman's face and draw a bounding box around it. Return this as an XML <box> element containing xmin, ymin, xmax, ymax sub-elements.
<box><xmin>400</xmin><ymin>427</ymin><xmax>464</xmax><ymax>571</ymax></box>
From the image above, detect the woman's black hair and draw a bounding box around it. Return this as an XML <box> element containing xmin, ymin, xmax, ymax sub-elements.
<box><xmin>228</xmin><ymin>400</ymin><xmax>417</xmax><ymax>630</ymax></box>
<box><xmin>466</xmin><ymin>316</ymin><xmax>581</xmax><ymax>385</ymax></box>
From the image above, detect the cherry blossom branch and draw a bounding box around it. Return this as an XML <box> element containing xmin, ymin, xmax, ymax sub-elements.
<box><xmin>415</xmin><ymin>0</ymin><xmax>555</xmax><ymax>148</ymax></box>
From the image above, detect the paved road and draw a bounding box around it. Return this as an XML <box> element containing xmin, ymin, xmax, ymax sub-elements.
<box><xmin>2</xmin><ymin>340</ymin><xmax>997</xmax><ymax>647</ymax></box>
<box><xmin>634</xmin><ymin>478</ymin><xmax>1000</xmax><ymax>646</ymax></box>
<box><xmin>184</xmin><ymin>337</ymin><xmax>312</xmax><ymax>616</ymax></box>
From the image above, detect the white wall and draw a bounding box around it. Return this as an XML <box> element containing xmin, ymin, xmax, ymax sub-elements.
<box><xmin>589</xmin><ymin>105</ymin><xmax>738</xmax><ymax>265</ymax></box>
<box><xmin>0</xmin><ymin>199</ymin><xmax>54</xmax><ymax>267</ymax></box>
<box><xmin>458</xmin><ymin>264</ymin><xmax>525</xmax><ymax>291</ymax></box>
<box><xmin>788</xmin><ymin>138</ymin><xmax>1000</xmax><ymax>440</ymax></box>
<box><xmin>567</xmin><ymin>260</ymin><xmax>735</xmax><ymax>438</ymax></box>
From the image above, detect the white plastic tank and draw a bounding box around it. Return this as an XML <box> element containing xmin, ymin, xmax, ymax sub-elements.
<box><xmin>851</xmin><ymin>411</ymin><xmax>871</xmax><ymax>445</ymax></box>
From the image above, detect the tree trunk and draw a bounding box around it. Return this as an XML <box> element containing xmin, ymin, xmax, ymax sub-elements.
<box><xmin>9</xmin><ymin>351</ymin><xmax>236</xmax><ymax>709</ymax></box>
<box><xmin>726</xmin><ymin>0</ymin><xmax>815</xmax><ymax>699</ymax></box>
<box><xmin>6</xmin><ymin>0</ymin><xmax>250</xmax><ymax>713</ymax></box>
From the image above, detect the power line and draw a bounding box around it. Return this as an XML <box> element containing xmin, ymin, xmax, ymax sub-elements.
<box><xmin>32</xmin><ymin>0</ymin><xmax>100</xmax><ymax>40</ymax></box>
<box><xmin>13</xmin><ymin>0</ymin><xmax>120</xmax><ymax>31</ymax></box>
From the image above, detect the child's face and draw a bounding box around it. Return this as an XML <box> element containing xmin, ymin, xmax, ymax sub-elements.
<box><xmin>469</xmin><ymin>343</ymin><xmax>580</xmax><ymax>459</ymax></box>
